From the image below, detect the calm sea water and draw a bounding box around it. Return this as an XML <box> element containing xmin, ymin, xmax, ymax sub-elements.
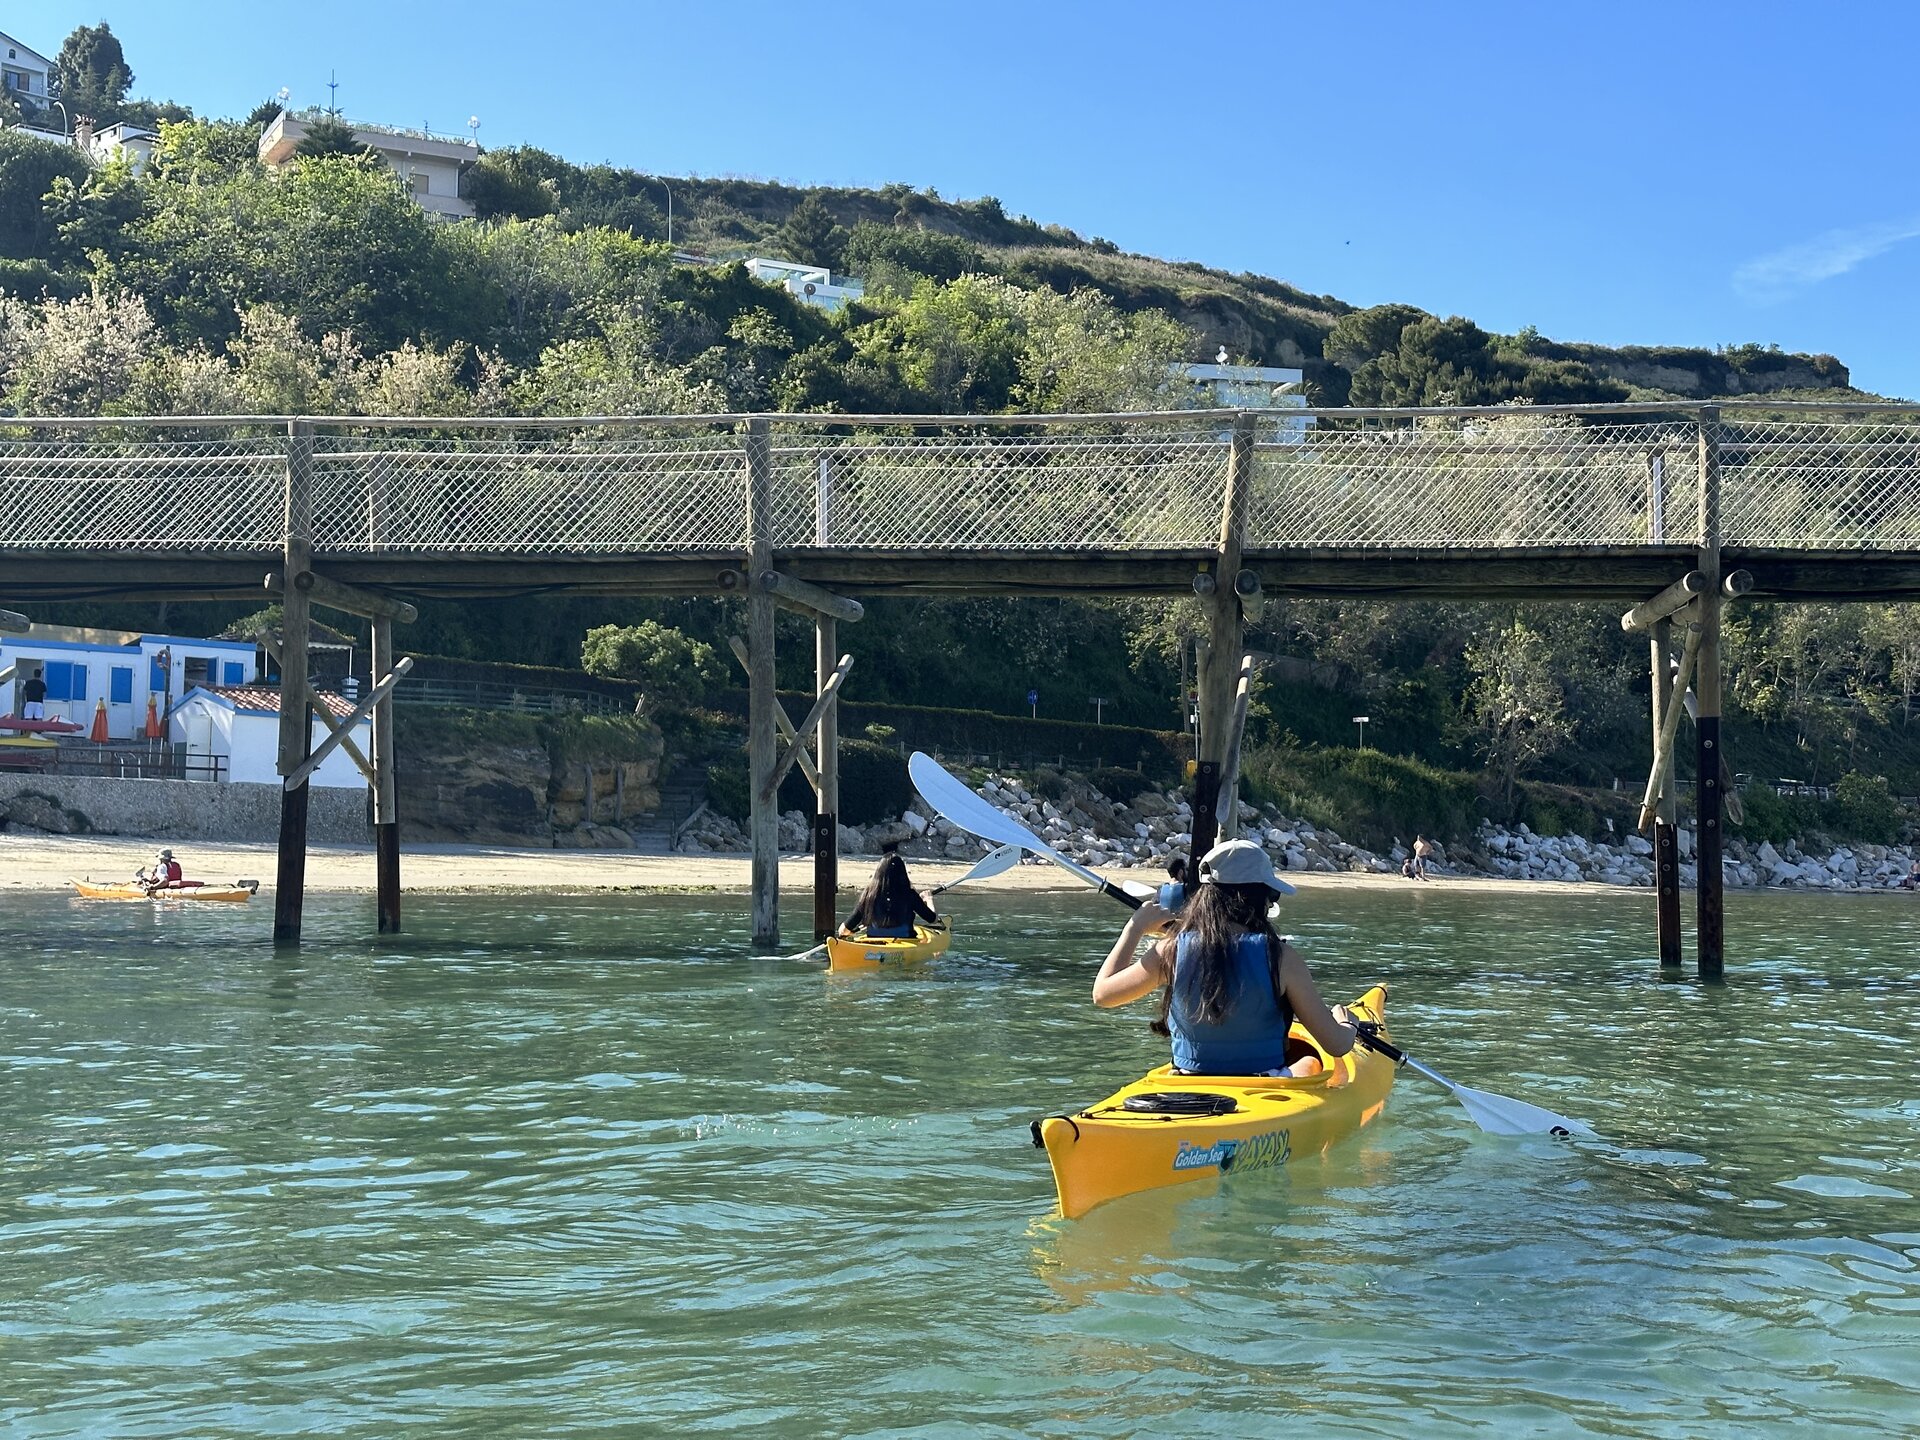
<box><xmin>1</xmin><ymin>885</ymin><xmax>1914</xmax><ymax>1437</ymax></box>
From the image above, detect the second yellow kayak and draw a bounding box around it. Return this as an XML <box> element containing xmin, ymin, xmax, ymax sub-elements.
<box><xmin>1032</xmin><ymin>984</ymin><xmax>1396</xmax><ymax>1218</ymax></box>
<box><xmin>825</xmin><ymin>918</ymin><xmax>952</xmax><ymax>971</ymax></box>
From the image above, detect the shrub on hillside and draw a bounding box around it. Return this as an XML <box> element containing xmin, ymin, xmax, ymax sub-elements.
<box><xmin>1827</xmin><ymin>771</ymin><xmax>1901</xmax><ymax>845</ymax></box>
<box><xmin>1241</xmin><ymin>745</ymin><xmax>1482</xmax><ymax>850</ymax></box>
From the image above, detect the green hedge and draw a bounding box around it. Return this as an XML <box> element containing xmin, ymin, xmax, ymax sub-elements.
<box><xmin>1241</xmin><ymin>745</ymin><xmax>1484</xmax><ymax>849</ymax></box>
<box><xmin>712</xmin><ymin>688</ymin><xmax>1186</xmax><ymax>783</ymax></box>
<box><xmin>707</xmin><ymin>738</ymin><xmax>912</xmax><ymax>827</ymax></box>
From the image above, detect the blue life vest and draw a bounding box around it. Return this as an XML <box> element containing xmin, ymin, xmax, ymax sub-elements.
<box><xmin>1168</xmin><ymin>931</ymin><xmax>1292</xmax><ymax>1074</ymax></box>
<box><xmin>1156</xmin><ymin>881</ymin><xmax>1188</xmax><ymax>914</ymax></box>
<box><xmin>861</xmin><ymin>921</ymin><xmax>915</xmax><ymax>939</ymax></box>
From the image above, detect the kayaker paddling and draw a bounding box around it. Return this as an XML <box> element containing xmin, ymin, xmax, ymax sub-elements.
<box><xmin>1092</xmin><ymin>839</ymin><xmax>1359</xmax><ymax>1078</ymax></box>
<box><xmin>840</xmin><ymin>846</ymin><xmax>940</xmax><ymax>940</ymax></box>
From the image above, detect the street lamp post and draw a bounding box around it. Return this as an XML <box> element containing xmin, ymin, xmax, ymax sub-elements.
<box><xmin>1090</xmin><ymin>697</ymin><xmax>1110</xmax><ymax>725</ymax></box>
<box><xmin>659</xmin><ymin>180</ymin><xmax>673</xmax><ymax>246</ymax></box>
<box><xmin>50</xmin><ymin>100</ymin><xmax>70</xmax><ymax>141</ymax></box>
<box><xmin>1353</xmin><ymin>715</ymin><xmax>1370</xmax><ymax>749</ymax></box>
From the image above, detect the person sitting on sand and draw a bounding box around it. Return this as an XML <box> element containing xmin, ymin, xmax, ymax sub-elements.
<box><xmin>142</xmin><ymin>848</ymin><xmax>184</xmax><ymax>891</ymax></box>
<box><xmin>1156</xmin><ymin>855</ymin><xmax>1190</xmax><ymax>914</ymax></box>
<box><xmin>840</xmin><ymin>846</ymin><xmax>939</xmax><ymax>939</ymax></box>
<box><xmin>1092</xmin><ymin>839</ymin><xmax>1358</xmax><ymax>1078</ymax></box>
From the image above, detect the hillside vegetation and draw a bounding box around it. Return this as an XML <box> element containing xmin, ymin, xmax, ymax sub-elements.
<box><xmin>0</xmin><ymin>20</ymin><xmax>1913</xmax><ymax>840</ymax></box>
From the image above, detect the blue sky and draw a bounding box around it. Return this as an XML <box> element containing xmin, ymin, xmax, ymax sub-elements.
<box><xmin>21</xmin><ymin>0</ymin><xmax>1920</xmax><ymax>397</ymax></box>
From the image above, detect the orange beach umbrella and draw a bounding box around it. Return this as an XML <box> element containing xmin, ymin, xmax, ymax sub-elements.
<box><xmin>144</xmin><ymin>694</ymin><xmax>161</xmax><ymax>739</ymax></box>
<box><xmin>89</xmin><ymin>698</ymin><xmax>110</xmax><ymax>743</ymax></box>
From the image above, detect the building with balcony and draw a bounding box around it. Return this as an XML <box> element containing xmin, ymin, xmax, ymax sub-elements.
<box><xmin>0</xmin><ymin>31</ymin><xmax>52</xmax><ymax>118</ymax></box>
<box><xmin>745</xmin><ymin>256</ymin><xmax>866</xmax><ymax>313</ymax></box>
<box><xmin>258</xmin><ymin>109</ymin><xmax>477</xmax><ymax>219</ymax></box>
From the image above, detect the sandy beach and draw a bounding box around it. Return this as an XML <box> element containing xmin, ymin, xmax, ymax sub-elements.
<box><xmin>1</xmin><ymin>831</ymin><xmax>1650</xmax><ymax>899</ymax></box>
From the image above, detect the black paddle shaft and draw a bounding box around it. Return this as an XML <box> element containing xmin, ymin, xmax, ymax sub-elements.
<box><xmin>1350</xmin><ymin>1021</ymin><xmax>1405</xmax><ymax>1064</ymax></box>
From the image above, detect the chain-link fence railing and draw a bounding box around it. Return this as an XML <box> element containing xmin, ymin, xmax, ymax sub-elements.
<box><xmin>0</xmin><ymin>435</ymin><xmax>286</xmax><ymax>551</ymax></box>
<box><xmin>1248</xmin><ymin>416</ymin><xmax>1702</xmax><ymax>548</ymax></box>
<box><xmin>7</xmin><ymin>410</ymin><xmax>1920</xmax><ymax>557</ymax></box>
<box><xmin>1721</xmin><ymin>418</ymin><xmax>1920</xmax><ymax>548</ymax></box>
<box><xmin>767</xmin><ymin>419</ymin><xmax>1229</xmax><ymax>549</ymax></box>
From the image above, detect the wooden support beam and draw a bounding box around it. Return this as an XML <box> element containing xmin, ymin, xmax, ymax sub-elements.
<box><xmin>756</xmin><ymin>569</ymin><xmax>864</xmax><ymax>623</ymax></box>
<box><xmin>304</xmin><ymin>685</ymin><xmax>378</xmax><ymax>786</ymax></box>
<box><xmin>1196</xmin><ymin>413</ymin><xmax>1255</xmax><ymax>777</ymax></box>
<box><xmin>765</xmin><ymin>654</ymin><xmax>852</xmax><ymax>799</ymax></box>
<box><xmin>284</xmin><ymin>658</ymin><xmax>412</xmax><ymax>790</ymax></box>
<box><xmin>1638</xmin><ymin>622</ymin><xmax>1703</xmax><ymax>831</ymax></box>
<box><xmin>813</xmin><ymin>613</ymin><xmax>840</xmax><ymax>943</ymax></box>
<box><xmin>0</xmin><ymin>607</ymin><xmax>28</xmax><ymax>634</ymax></box>
<box><xmin>1621</xmin><ymin>571</ymin><xmax>1706</xmax><ymax>633</ymax></box>
<box><xmin>1649</xmin><ymin>617</ymin><xmax>1682</xmax><ymax>972</ymax></box>
<box><xmin>371</xmin><ymin>614</ymin><xmax>401</xmax><ymax>934</ymax></box>
<box><xmin>1217</xmin><ymin>654</ymin><xmax>1256</xmax><ymax>839</ymax></box>
<box><xmin>728</xmin><ymin>636</ymin><xmax>822</xmax><ymax>790</ymax></box>
<box><xmin>1696</xmin><ymin>407</ymin><xmax>1726</xmax><ymax>981</ymax></box>
<box><xmin>266</xmin><ymin>568</ymin><xmax>418</xmax><ymax>623</ymax></box>
<box><xmin>745</xmin><ymin>417</ymin><xmax>779</xmax><ymax>949</ymax></box>
<box><xmin>274</xmin><ymin>420</ymin><xmax>315</xmax><ymax>948</ymax></box>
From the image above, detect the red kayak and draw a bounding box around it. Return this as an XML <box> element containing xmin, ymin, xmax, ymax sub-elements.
<box><xmin>0</xmin><ymin>716</ymin><xmax>83</xmax><ymax>734</ymax></box>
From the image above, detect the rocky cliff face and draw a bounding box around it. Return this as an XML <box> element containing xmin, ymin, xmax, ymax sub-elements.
<box><xmin>399</xmin><ymin>724</ymin><xmax>662</xmax><ymax>848</ymax></box>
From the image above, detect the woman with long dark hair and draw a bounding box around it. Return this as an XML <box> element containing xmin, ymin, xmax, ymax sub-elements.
<box><xmin>1092</xmin><ymin>839</ymin><xmax>1357</xmax><ymax>1076</ymax></box>
<box><xmin>841</xmin><ymin>846</ymin><xmax>940</xmax><ymax>939</ymax></box>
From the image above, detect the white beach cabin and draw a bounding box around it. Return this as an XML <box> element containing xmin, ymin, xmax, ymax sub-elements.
<box><xmin>168</xmin><ymin>685</ymin><xmax>370</xmax><ymax>788</ymax></box>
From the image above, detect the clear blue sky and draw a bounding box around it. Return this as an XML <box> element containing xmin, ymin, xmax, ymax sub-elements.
<box><xmin>24</xmin><ymin>0</ymin><xmax>1920</xmax><ymax>397</ymax></box>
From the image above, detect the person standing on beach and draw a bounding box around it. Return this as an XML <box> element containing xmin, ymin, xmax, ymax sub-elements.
<box><xmin>1413</xmin><ymin>835</ymin><xmax>1434</xmax><ymax>879</ymax></box>
<box><xmin>20</xmin><ymin>668</ymin><xmax>46</xmax><ymax>720</ymax></box>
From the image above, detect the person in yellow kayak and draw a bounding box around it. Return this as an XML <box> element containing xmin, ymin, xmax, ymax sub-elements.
<box><xmin>1092</xmin><ymin>839</ymin><xmax>1358</xmax><ymax>1077</ymax></box>
<box><xmin>840</xmin><ymin>845</ymin><xmax>940</xmax><ymax>939</ymax></box>
<box><xmin>140</xmin><ymin>848</ymin><xmax>185</xmax><ymax>893</ymax></box>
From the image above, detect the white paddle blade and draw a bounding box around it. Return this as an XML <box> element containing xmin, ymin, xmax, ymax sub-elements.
<box><xmin>1120</xmin><ymin>879</ymin><xmax>1157</xmax><ymax>900</ymax></box>
<box><xmin>972</xmin><ymin>842</ymin><xmax>1024</xmax><ymax>880</ymax></box>
<box><xmin>908</xmin><ymin>752</ymin><xmax>1109</xmax><ymax>891</ymax></box>
<box><xmin>1452</xmin><ymin>1083</ymin><xmax>1596</xmax><ymax>1139</ymax></box>
<box><xmin>784</xmin><ymin>943</ymin><xmax>829</xmax><ymax>963</ymax></box>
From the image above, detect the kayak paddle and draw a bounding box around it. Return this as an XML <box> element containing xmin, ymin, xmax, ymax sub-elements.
<box><xmin>911</xmin><ymin>751</ymin><xmax>1596</xmax><ymax>1140</ymax></box>
<box><xmin>907</xmin><ymin>752</ymin><xmax>1145</xmax><ymax>910</ymax></box>
<box><xmin>784</xmin><ymin>839</ymin><xmax>1025</xmax><ymax>961</ymax></box>
<box><xmin>1351</xmin><ymin>1024</ymin><xmax>1596</xmax><ymax>1137</ymax></box>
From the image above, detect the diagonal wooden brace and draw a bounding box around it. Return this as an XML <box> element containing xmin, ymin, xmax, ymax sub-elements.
<box><xmin>764</xmin><ymin>654</ymin><xmax>852</xmax><ymax>801</ymax></box>
<box><xmin>1638</xmin><ymin>622</ymin><xmax>1703</xmax><ymax>831</ymax></box>
<box><xmin>303</xmin><ymin>683</ymin><xmax>378</xmax><ymax>787</ymax></box>
<box><xmin>285</xmin><ymin>658</ymin><xmax>412</xmax><ymax>790</ymax></box>
<box><xmin>728</xmin><ymin>636</ymin><xmax>821</xmax><ymax>791</ymax></box>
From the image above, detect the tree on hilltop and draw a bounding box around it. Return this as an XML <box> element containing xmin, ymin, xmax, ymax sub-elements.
<box><xmin>776</xmin><ymin>193</ymin><xmax>846</xmax><ymax>271</ymax></box>
<box><xmin>53</xmin><ymin>22</ymin><xmax>135</xmax><ymax>122</ymax></box>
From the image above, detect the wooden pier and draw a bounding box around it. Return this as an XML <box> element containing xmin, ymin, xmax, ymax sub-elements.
<box><xmin>5</xmin><ymin>400</ymin><xmax>1920</xmax><ymax>972</ymax></box>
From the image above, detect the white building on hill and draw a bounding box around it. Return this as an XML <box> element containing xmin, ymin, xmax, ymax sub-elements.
<box><xmin>168</xmin><ymin>685</ymin><xmax>369</xmax><ymax>789</ymax></box>
<box><xmin>746</xmin><ymin>256</ymin><xmax>866</xmax><ymax>313</ymax></box>
<box><xmin>1183</xmin><ymin>358</ymin><xmax>1311</xmax><ymax>442</ymax></box>
<box><xmin>259</xmin><ymin>109</ymin><xmax>477</xmax><ymax>219</ymax></box>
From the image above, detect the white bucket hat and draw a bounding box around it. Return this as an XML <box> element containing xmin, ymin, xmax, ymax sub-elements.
<box><xmin>1198</xmin><ymin>838</ymin><xmax>1296</xmax><ymax>896</ymax></box>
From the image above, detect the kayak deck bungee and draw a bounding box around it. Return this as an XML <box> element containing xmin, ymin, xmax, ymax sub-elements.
<box><xmin>825</xmin><ymin>917</ymin><xmax>952</xmax><ymax>971</ymax></box>
<box><xmin>71</xmin><ymin>879</ymin><xmax>260</xmax><ymax>903</ymax></box>
<box><xmin>1033</xmin><ymin>984</ymin><xmax>1396</xmax><ymax>1219</ymax></box>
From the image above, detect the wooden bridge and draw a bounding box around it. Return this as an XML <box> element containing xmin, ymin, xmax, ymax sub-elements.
<box><xmin>5</xmin><ymin>400</ymin><xmax>1918</xmax><ymax>974</ymax></box>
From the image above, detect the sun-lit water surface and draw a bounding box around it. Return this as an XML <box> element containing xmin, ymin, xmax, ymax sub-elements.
<box><xmin>1</xmin><ymin>885</ymin><xmax>1914</xmax><ymax>1437</ymax></box>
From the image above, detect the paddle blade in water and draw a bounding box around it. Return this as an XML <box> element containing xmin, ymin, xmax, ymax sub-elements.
<box><xmin>1453</xmin><ymin>1083</ymin><xmax>1597</xmax><ymax>1139</ymax></box>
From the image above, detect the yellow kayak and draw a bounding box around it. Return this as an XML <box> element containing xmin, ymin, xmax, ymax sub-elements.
<box><xmin>72</xmin><ymin>879</ymin><xmax>259</xmax><ymax>903</ymax></box>
<box><xmin>825</xmin><ymin>917</ymin><xmax>952</xmax><ymax>971</ymax></box>
<box><xmin>1032</xmin><ymin>984</ymin><xmax>1396</xmax><ymax>1219</ymax></box>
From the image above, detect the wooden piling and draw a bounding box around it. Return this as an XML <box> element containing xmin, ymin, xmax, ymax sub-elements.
<box><xmin>273</xmin><ymin>420</ymin><xmax>315</xmax><ymax>947</ymax></box>
<box><xmin>745</xmin><ymin>418</ymin><xmax>779</xmax><ymax>949</ymax></box>
<box><xmin>371</xmin><ymin>614</ymin><xmax>401</xmax><ymax>934</ymax></box>
<box><xmin>813</xmin><ymin>614</ymin><xmax>840</xmax><ymax>942</ymax></box>
<box><xmin>1650</xmin><ymin>617</ymin><xmax>1682</xmax><ymax>971</ymax></box>
<box><xmin>1695</xmin><ymin>408</ymin><xmax>1726</xmax><ymax>981</ymax></box>
<box><xmin>1196</xmin><ymin>413</ymin><xmax>1255</xmax><ymax>828</ymax></box>
<box><xmin>1189</xmin><ymin>761</ymin><xmax>1222</xmax><ymax>864</ymax></box>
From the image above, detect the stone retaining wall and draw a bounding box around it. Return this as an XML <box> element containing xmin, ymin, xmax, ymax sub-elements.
<box><xmin>0</xmin><ymin>775</ymin><xmax>369</xmax><ymax>844</ymax></box>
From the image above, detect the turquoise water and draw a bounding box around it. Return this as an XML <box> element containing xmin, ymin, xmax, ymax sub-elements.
<box><xmin>2</xmin><ymin>886</ymin><xmax>1915</xmax><ymax>1436</ymax></box>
